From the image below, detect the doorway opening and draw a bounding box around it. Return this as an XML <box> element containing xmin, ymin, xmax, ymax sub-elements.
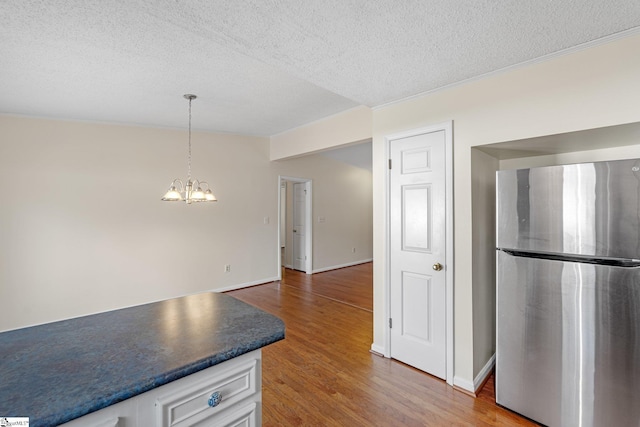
<box><xmin>278</xmin><ymin>176</ymin><xmax>313</xmax><ymax>279</ymax></box>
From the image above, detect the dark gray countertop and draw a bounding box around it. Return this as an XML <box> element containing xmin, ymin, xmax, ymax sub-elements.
<box><xmin>0</xmin><ymin>292</ymin><xmax>285</xmax><ymax>427</ymax></box>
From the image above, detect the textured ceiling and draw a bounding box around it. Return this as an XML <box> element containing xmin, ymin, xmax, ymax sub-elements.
<box><xmin>1</xmin><ymin>1</ymin><xmax>640</xmax><ymax>136</ymax></box>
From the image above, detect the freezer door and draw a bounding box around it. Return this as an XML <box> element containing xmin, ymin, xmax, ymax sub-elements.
<box><xmin>496</xmin><ymin>251</ymin><xmax>640</xmax><ymax>427</ymax></box>
<box><xmin>497</xmin><ymin>158</ymin><xmax>640</xmax><ymax>260</ymax></box>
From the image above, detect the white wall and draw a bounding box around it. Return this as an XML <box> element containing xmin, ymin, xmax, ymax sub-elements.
<box><xmin>0</xmin><ymin>115</ymin><xmax>373</xmax><ymax>331</ymax></box>
<box><xmin>270</xmin><ymin>106</ymin><xmax>372</xmax><ymax>160</ymax></box>
<box><xmin>499</xmin><ymin>143</ymin><xmax>640</xmax><ymax>171</ymax></box>
<box><xmin>471</xmin><ymin>149</ymin><xmax>498</xmax><ymax>376</ymax></box>
<box><xmin>372</xmin><ymin>32</ymin><xmax>640</xmax><ymax>388</ymax></box>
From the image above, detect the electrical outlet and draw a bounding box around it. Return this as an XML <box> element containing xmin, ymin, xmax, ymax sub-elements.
<box><xmin>224</xmin><ymin>264</ymin><xmax>231</xmax><ymax>273</ymax></box>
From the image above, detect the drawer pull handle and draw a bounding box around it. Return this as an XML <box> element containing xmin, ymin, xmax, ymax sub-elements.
<box><xmin>208</xmin><ymin>391</ymin><xmax>222</xmax><ymax>408</ymax></box>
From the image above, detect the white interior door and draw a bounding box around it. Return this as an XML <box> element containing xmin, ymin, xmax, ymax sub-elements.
<box><xmin>292</xmin><ymin>182</ymin><xmax>306</xmax><ymax>272</ymax></box>
<box><xmin>280</xmin><ymin>184</ymin><xmax>286</xmax><ymax>249</ymax></box>
<box><xmin>389</xmin><ymin>129</ymin><xmax>447</xmax><ymax>379</ymax></box>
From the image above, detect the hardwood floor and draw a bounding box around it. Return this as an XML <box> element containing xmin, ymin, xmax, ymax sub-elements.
<box><xmin>227</xmin><ymin>263</ymin><xmax>534</xmax><ymax>426</ymax></box>
<box><xmin>276</xmin><ymin>262</ymin><xmax>373</xmax><ymax>312</ymax></box>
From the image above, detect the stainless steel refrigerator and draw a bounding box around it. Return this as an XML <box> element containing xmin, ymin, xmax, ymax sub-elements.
<box><xmin>496</xmin><ymin>159</ymin><xmax>640</xmax><ymax>427</ymax></box>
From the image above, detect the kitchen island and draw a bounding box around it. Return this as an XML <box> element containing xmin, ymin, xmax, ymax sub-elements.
<box><xmin>0</xmin><ymin>292</ymin><xmax>285</xmax><ymax>426</ymax></box>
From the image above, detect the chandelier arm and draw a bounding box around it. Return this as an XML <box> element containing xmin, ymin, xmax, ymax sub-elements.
<box><xmin>171</xmin><ymin>178</ymin><xmax>184</xmax><ymax>191</ymax></box>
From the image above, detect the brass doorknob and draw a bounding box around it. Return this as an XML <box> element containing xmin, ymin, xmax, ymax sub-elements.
<box><xmin>432</xmin><ymin>263</ymin><xmax>443</xmax><ymax>271</ymax></box>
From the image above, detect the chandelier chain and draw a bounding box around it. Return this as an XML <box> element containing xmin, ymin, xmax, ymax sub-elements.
<box><xmin>187</xmin><ymin>96</ymin><xmax>192</xmax><ymax>181</ymax></box>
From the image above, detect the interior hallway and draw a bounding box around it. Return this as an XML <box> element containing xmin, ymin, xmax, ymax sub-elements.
<box><xmin>227</xmin><ymin>263</ymin><xmax>533</xmax><ymax>426</ymax></box>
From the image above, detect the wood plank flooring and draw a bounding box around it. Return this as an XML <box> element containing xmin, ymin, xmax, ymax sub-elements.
<box><xmin>227</xmin><ymin>263</ymin><xmax>534</xmax><ymax>426</ymax></box>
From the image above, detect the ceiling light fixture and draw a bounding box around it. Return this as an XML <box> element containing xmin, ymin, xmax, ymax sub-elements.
<box><xmin>162</xmin><ymin>94</ymin><xmax>217</xmax><ymax>204</ymax></box>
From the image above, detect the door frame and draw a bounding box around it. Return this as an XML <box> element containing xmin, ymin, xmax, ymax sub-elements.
<box><xmin>383</xmin><ymin>121</ymin><xmax>454</xmax><ymax>385</ymax></box>
<box><xmin>277</xmin><ymin>176</ymin><xmax>313</xmax><ymax>278</ymax></box>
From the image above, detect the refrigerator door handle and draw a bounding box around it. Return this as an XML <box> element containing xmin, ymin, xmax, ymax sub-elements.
<box><xmin>497</xmin><ymin>248</ymin><xmax>640</xmax><ymax>268</ymax></box>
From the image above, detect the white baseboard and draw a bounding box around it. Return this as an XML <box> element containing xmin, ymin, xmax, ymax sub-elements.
<box><xmin>311</xmin><ymin>258</ymin><xmax>373</xmax><ymax>274</ymax></box>
<box><xmin>453</xmin><ymin>376</ymin><xmax>475</xmax><ymax>394</ymax></box>
<box><xmin>283</xmin><ymin>263</ymin><xmax>293</xmax><ymax>269</ymax></box>
<box><xmin>214</xmin><ymin>276</ymin><xmax>279</xmax><ymax>293</ymax></box>
<box><xmin>370</xmin><ymin>343</ymin><xmax>386</xmax><ymax>356</ymax></box>
<box><xmin>453</xmin><ymin>353</ymin><xmax>496</xmax><ymax>395</ymax></box>
<box><xmin>474</xmin><ymin>353</ymin><xmax>495</xmax><ymax>393</ymax></box>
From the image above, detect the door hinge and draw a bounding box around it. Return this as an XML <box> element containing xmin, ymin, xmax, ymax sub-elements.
<box><xmin>388</xmin><ymin>159</ymin><xmax>392</xmax><ymax>169</ymax></box>
<box><xmin>305</xmin><ymin>255</ymin><xmax>307</xmax><ymax>260</ymax></box>
<box><xmin>304</xmin><ymin>189</ymin><xmax>307</xmax><ymax>195</ymax></box>
<box><xmin>389</xmin><ymin>318</ymin><xmax>392</xmax><ymax>329</ymax></box>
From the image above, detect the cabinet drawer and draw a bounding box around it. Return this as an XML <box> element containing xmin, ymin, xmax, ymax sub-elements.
<box><xmin>59</xmin><ymin>395</ymin><xmax>136</xmax><ymax>427</ymax></box>
<box><xmin>203</xmin><ymin>401</ymin><xmax>258</xmax><ymax>427</ymax></box>
<box><xmin>155</xmin><ymin>353</ymin><xmax>260</xmax><ymax>427</ymax></box>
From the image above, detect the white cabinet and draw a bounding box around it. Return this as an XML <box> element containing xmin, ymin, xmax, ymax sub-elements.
<box><xmin>60</xmin><ymin>350</ymin><xmax>261</xmax><ymax>427</ymax></box>
<box><xmin>142</xmin><ymin>350</ymin><xmax>260</xmax><ymax>426</ymax></box>
<box><xmin>58</xmin><ymin>398</ymin><xmax>136</xmax><ymax>427</ymax></box>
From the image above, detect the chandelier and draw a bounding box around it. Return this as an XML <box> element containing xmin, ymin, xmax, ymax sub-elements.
<box><xmin>161</xmin><ymin>94</ymin><xmax>217</xmax><ymax>204</ymax></box>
